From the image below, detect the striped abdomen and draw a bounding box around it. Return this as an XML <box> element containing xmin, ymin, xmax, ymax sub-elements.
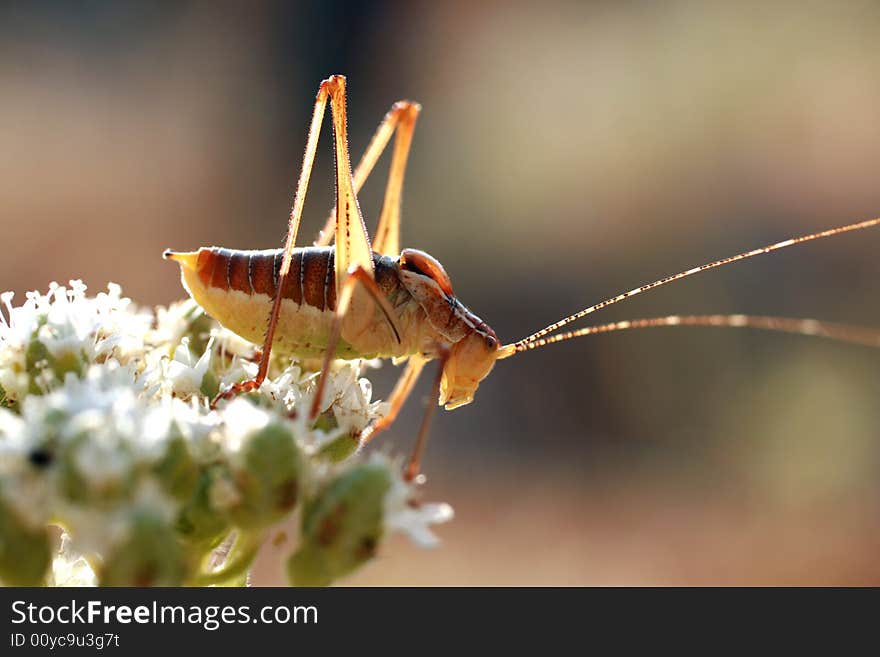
<box><xmin>195</xmin><ymin>246</ymin><xmax>341</xmax><ymax>311</ymax></box>
<box><xmin>191</xmin><ymin>246</ymin><xmax>406</xmax><ymax>308</ymax></box>
<box><xmin>167</xmin><ymin>245</ymin><xmax>414</xmax><ymax>358</ymax></box>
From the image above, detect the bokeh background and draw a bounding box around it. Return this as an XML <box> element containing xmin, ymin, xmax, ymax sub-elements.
<box><xmin>3</xmin><ymin>0</ymin><xmax>880</xmax><ymax>585</ymax></box>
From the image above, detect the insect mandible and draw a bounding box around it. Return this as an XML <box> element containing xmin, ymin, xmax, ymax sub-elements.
<box><xmin>165</xmin><ymin>75</ymin><xmax>880</xmax><ymax>480</ymax></box>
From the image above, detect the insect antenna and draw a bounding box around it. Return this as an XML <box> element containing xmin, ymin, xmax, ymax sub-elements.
<box><xmin>500</xmin><ymin>314</ymin><xmax>880</xmax><ymax>356</ymax></box>
<box><xmin>500</xmin><ymin>216</ymin><xmax>880</xmax><ymax>356</ymax></box>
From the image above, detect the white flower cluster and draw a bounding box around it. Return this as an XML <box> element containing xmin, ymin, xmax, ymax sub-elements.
<box><xmin>0</xmin><ymin>281</ymin><xmax>452</xmax><ymax>586</ymax></box>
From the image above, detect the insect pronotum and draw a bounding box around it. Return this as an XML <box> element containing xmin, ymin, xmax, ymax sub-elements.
<box><xmin>165</xmin><ymin>75</ymin><xmax>880</xmax><ymax>480</ymax></box>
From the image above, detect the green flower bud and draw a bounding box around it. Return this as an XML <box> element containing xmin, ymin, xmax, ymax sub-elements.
<box><xmin>288</xmin><ymin>463</ymin><xmax>390</xmax><ymax>587</ymax></box>
<box><xmin>58</xmin><ymin>432</ymin><xmax>135</xmax><ymax>505</ymax></box>
<box><xmin>99</xmin><ymin>512</ymin><xmax>188</xmax><ymax>586</ymax></box>
<box><xmin>153</xmin><ymin>433</ymin><xmax>199</xmax><ymax>501</ymax></box>
<box><xmin>317</xmin><ymin>432</ymin><xmax>360</xmax><ymax>463</ymax></box>
<box><xmin>287</xmin><ymin>545</ymin><xmax>332</xmax><ymax>587</ymax></box>
<box><xmin>24</xmin><ymin>329</ymin><xmax>85</xmax><ymax>394</ymax></box>
<box><xmin>225</xmin><ymin>422</ymin><xmax>303</xmax><ymax>529</ymax></box>
<box><xmin>52</xmin><ymin>350</ymin><xmax>85</xmax><ymax>381</ymax></box>
<box><xmin>175</xmin><ymin>465</ymin><xmax>230</xmax><ymax>546</ymax></box>
<box><xmin>311</xmin><ymin>412</ymin><xmax>338</xmax><ymax>433</ymax></box>
<box><xmin>25</xmin><ymin>332</ymin><xmax>54</xmax><ymax>393</ymax></box>
<box><xmin>26</xmin><ymin>408</ymin><xmax>65</xmax><ymax>469</ymax></box>
<box><xmin>0</xmin><ymin>495</ymin><xmax>50</xmax><ymax>586</ymax></box>
<box><xmin>199</xmin><ymin>370</ymin><xmax>220</xmax><ymax>399</ymax></box>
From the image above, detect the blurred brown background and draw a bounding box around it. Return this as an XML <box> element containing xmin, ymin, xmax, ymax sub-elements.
<box><xmin>3</xmin><ymin>1</ymin><xmax>880</xmax><ymax>584</ymax></box>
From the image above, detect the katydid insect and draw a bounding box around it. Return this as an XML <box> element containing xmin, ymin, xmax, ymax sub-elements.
<box><xmin>165</xmin><ymin>75</ymin><xmax>880</xmax><ymax>480</ymax></box>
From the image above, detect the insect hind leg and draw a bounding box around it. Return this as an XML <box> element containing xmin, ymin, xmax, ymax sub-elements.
<box><xmin>214</xmin><ymin>75</ymin><xmax>372</xmax><ymax>409</ymax></box>
<box><xmin>315</xmin><ymin>99</ymin><xmax>421</xmax><ymax>256</ymax></box>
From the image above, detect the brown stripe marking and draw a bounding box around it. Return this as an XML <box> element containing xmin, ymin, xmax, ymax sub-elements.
<box><xmin>249</xmin><ymin>252</ymin><xmax>276</xmax><ymax>296</ymax></box>
<box><xmin>228</xmin><ymin>251</ymin><xmax>252</xmax><ymax>294</ymax></box>
<box><xmin>268</xmin><ymin>250</ymin><xmax>303</xmax><ymax>303</ymax></box>
<box><xmin>302</xmin><ymin>248</ymin><xmax>330</xmax><ymax>310</ymax></box>
<box><xmin>284</xmin><ymin>250</ymin><xmax>304</xmax><ymax>304</ymax></box>
<box><xmin>210</xmin><ymin>248</ymin><xmax>231</xmax><ymax>291</ymax></box>
<box><xmin>197</xmin><ymin>246</ymin><xmax>400</xmax><ymax>314</ymax></box>
<box><xmin>196</xmin><ymin>248</ymin><xmax>214</xmax><ymax>286</ymax></box>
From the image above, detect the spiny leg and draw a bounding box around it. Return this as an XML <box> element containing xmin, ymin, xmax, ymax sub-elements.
<box><xmin>513</xmin><ymin>216</ymin><xmax>880</xmax><ymax>350</ymax></box>
<box><xmin>514</xmin><ymin>314</ymin><xmax>880</xmax><ymax>351</ymax></box>
<box><xmin>307</xmin><ymin>76</ymin><xmax>402</xmax><ymax>419</ymax></box>
<box><xmin>371</xmin><ymin>101</ymin><xmax>420</xmax><ymax>256</ymax></box>
<box><xmin>325</xmin><ymin>76</ymin><xmax>376</xmax><ymax>291</ymax></box>
<box><xmin>308</xmin><ymin>265</ymin><xmax>402</xmax><ymax>421</ymax></box>
<box><xmin>212</xmin><ymin>76</ymin><xmax>336</xmax><ymax>407</ymax></box>
<box><xmin>358</xmin><ymin>356</ymin><xmax>427</xmax><ymax>446</ymax></box>
<box><xmin>405</xmin><ymin>346</ymin><xmax>451</xmax><ymax>482</ymax></box>
<box><xmin>315</xmin><ymin>100</ymin><xmax>421</xmax><ymax>255</ymax></box>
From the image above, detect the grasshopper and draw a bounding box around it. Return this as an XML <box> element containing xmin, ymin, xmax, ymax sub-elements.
<box><xmin>166</xmin><ymin>75</ymin><xmax>880</xmax><ymax>479</ymax></box>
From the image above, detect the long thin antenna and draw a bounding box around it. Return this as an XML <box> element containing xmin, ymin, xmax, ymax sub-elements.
<box><xmin>512</xmin><ymin>217</ymin><xmax>880</xmax><ymax>350</ymax></box>
<box><xmin>505</xmin><ymin>314</ymin><xmax>880</xmax><ymax>354</ymax></box>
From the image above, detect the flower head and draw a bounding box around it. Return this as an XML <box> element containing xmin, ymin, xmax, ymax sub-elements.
<box><xmin>0</xmin><ymin>281</ymin><xmax>452</xmax><ymax>586</ymax></box>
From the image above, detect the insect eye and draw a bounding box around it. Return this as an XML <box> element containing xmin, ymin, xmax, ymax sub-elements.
<box><xmin>484</xmin><ymin>335</ymin><xmax>498</xmax><ymax>350</ymax></box>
